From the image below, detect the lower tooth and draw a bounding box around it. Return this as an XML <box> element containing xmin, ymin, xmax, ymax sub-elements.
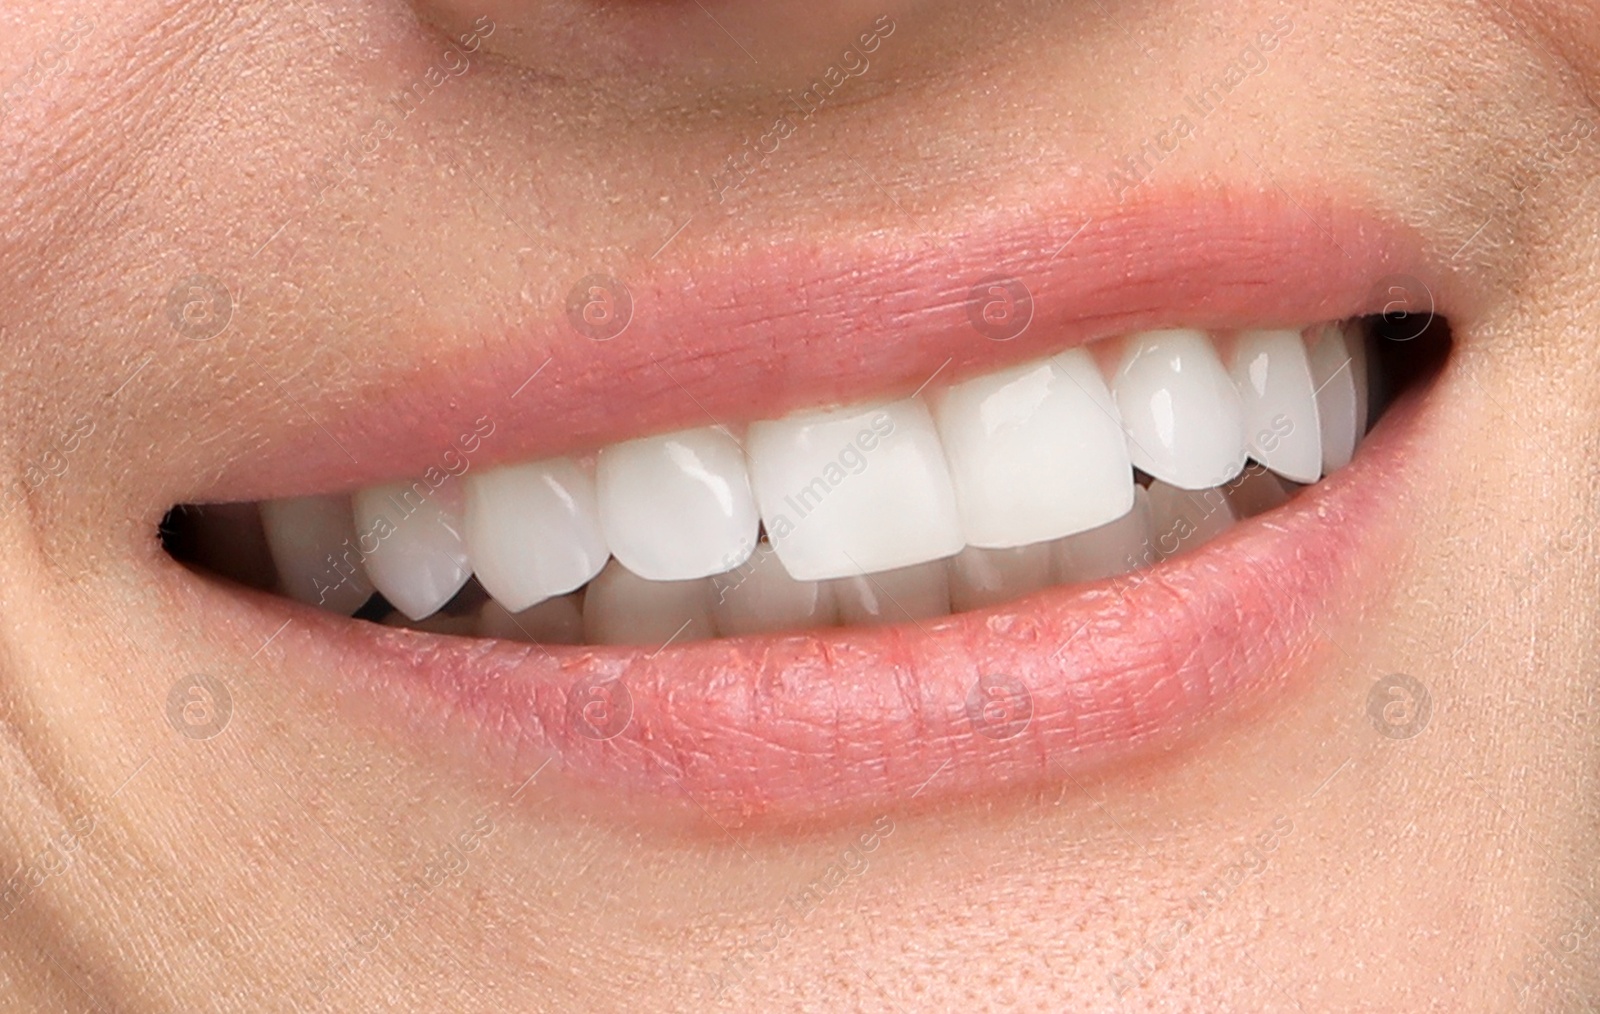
<box><xmin>382</xmin><ymin>611</ymin><xmax>478</xmax><ymax>636</ymax></box>
<box><xmin>1053</xmin><ymin>486</ymin><xmax>1156</xmax><ymax>583</ymax></box>
<box><xmin>1146</xmin><ymin>480</ymin><xmax>1237</xmax><ymax>559</ymax></box>
<box><xmin>948</xmin><ymin>544</ymin><xmax>1053</xmax><ymax>612</ymax></box>
<box><xmin>711</xmin><ymin>543</ymin><xmax>836</xmax><ymax>637</ymax></box>
<box><xmin>478</xmin><ymin>594</ymin><xmax>585</xmax><ymax>644</ymax></box>
<box><xmin>582</xmin><ymin>561</ymin><xmax>715</xmax><ymax>647</ymax></box>
<box><xmin>352</xmin><ymin>480</ymin><xmax>473</xmax><ymax>622</ymax></box>
<box><xmin>830</xmin><ymin>561</ymin><xmax>952</xmax><ymax>627</ymax></box>
<box><xmin>1224</xmin><ymin>465</ymin><xmax>1291</xmax><ymax>518</ymax></box>
<box><xmin>259</xmin><ymin>495</ymin><xmax>376</xmax><ymax>614</ymax></box>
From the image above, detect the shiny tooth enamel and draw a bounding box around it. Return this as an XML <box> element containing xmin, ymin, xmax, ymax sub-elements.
<box><xmin>1112</xmin><ymin>329</ymin><xmax>1247</xmax><ymax>490</ymax></box>
<box><xmin>830</xmin><ymin>560</ymin><xmax>952</xmax><ymax>626</ymax></box>
<box><xmin>582</xmin><ymin>561</ymin><xmax>715</xmax><ymax>646</ymax></box>
<box><xmin>745</xmin><ymin>397</ymin><xmax>963</xmax><ymax>582</ymax></box>
<box><xmin>259</xmin><ymin>494</ymin><xmax>376</xmax><ymax>614</ymax></box>
<box><xmin>948</xmin><ymin>544</ymin><xmax>1054</xmax><ymax>613</ymax></box>
<box><xmin>477</xmin><ymin>594</ymin><xmax>584</xmax><ymax>644</ymax></box>
<box><xmin>1053</xmin><ymin>486</ymin><xmax>1156</xmax><ymax>583</ymax></box>
<box><xmin>1228</xmin><ymin>329</ymin><xmax>1323</xmax><ymax>484</ymax></box>
<box><xmin>352</xmin><ymin>480</ymin><xmax>473</xmax><ymax>621</ymax></box>
<box><xmin>1145</xmin><ymin>480</ymin><xmax>1238</xmax><ymax>559</ymax></box>
<box><xmin>465</xmin><ymin>458</ymin><xmax>609</xmax><ymax>612</ymax></box>
<box><xmin>1308</xmin><ymin>322</ymin><xmax>1361</xmax><ymax>474</ymax></box>
<box><xmin>711</xmin><ymin>543</ymin><xmax>837</xmax><ymax>637</ymax></box>
<box><xmin>932</xmin><ymin>350</ymin><xmax>1135</xmax><ymax>548</ymax></box>
<box><xmin>596</xmin><ymin>426</ymin><xmax>760</xmax><ymax>582</ymax></box>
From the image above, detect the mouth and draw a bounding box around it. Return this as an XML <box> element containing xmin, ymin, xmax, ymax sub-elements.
<box><xmin>159</xmin><ymin>192</ymin><xmax>1452</xmax><ymax>826</ymax></box>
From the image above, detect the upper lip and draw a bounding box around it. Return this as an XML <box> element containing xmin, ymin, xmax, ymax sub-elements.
<box><xmin>196</xmin><ymin>188</ymin><xmax>1441</xmax><ymax>503</ymax></box>
<box><xmin>176</xmin><ymin>187</ymin><xmax>1446</xmax><ymax>825</ymax></box>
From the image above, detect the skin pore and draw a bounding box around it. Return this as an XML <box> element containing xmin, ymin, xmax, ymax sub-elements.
<box><xmin>2</xmin><ymin>0</ymin><xmax>1600</xmax><ymax>1009</ymax></box>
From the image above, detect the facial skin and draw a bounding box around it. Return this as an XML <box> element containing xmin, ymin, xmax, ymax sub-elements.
<box><xmin>2</xmin><ymin>0</ymin><xmax>1600</xmax><ymax>1009</ymax></box>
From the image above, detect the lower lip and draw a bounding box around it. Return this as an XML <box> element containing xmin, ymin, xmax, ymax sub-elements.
<box><xmin>206</xmin><ymin>383</ymin><xmax>1424</xmax><ymax>827</ymax></box>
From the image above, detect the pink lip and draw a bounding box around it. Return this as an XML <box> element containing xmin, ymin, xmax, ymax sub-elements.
<box><xmin>198</xmin><ymin>189</ymin><xmax>1442</xmax><ymax>503</ymax></box>
<box><xmin>181</xmin><ymin>190</ymin><xmax>1442</xmax><ymax>825</ymax></box>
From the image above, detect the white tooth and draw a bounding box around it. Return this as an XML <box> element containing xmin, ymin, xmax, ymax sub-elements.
<box><xmin>478</xmin><ymin>594</ymin><xmax>584</xmax><ymax>644</ymax></box>
<box><xmin>710</xmin><ymin>542</ymin><xmax>836</xmax><ymax>636</ymax></box>
<box><xmin>352</xmin><ymin>480</ymin><xmax>473</xmax><ymax>621</ymax></box>
<box><xmin>1227</xmin><ymin>329</ymin><xmax>1323</xmax><ymax>484</ymax></box>
<box><xmin>596</xmin><ymin>426</ymin><xmax>760</xmax><ymax>582</ymax></box>
<box><xmin>932</xmin><ymin>351</ymin><xmax>1135</xmax><ymax>548</ymax></box>
<box><xmin>947</xmin><ymin>544</ymin><xmax>1053</xmax><ymax>613</ymax></box>
<box><xmin>259</xmin><ymin>495</ymin><xmax>376</xmax><ymax>614</ymax></box>
<box><xmin>1053</xmin><ymin>486</ymin><xmax>1156</xmax><ymax>583</ymax></box>
<box><xmin>1145</xmin><ymin>480</ymin><xmax>1237</xmax><ymax>559</ymax></box>
<box><xmin>464</xmin><ymin>458</ymin><xmax>609</xmax><ymax>613</ymax></box>
<box><xmin>745</xmin><ymin>398</ymin><xmax>962</xmax><ymax>581</ymax></box>
<box><xmin>1348</xmin><ymin>320</ymin><xmax>1370</xmax><ymax>445</ymax></box>
<box><xmin>830</xmin><ymin>561</ymin><xmax>951</xmax><ymax>626</ymax></box>
<box><xmin>1308</xmin><ymin>323</ymin><xmax>1360</xmax><ymax>473</ymax></box>
<box><xmin>1223</xmin><ymin>464</ymin><xmax>1292</xmax><ymax>519</ymax></box>
<box><xmin>1112</xmin><ymin>329</ymin><xmax>1247</xmax><ymax>490</ymax></box>
<box><xmin>581</xmin><ymin>560</ymin><xmax>714</xmax><ymax>647</ymax></box>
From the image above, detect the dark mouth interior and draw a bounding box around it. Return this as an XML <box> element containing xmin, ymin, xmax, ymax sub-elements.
<box><xmin>160</xmin><ymin>313</ymin><xmax>1452</xmax><ymax>644</ymax></box>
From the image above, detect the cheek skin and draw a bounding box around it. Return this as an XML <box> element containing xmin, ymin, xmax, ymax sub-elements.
<box><xmin>2</xmin><ymin>0</ymin><xmax>1600</xmax><ymax>1010</ymax></box>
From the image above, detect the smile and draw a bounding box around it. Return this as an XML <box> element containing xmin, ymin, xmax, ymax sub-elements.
<box><xmin>159</xmin><ymin>192</ymin><xmax>1451</xmax><ymax>825</ymax></box>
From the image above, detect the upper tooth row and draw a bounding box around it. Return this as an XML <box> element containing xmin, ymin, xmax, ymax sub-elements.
<box><xmin>262</xmin><ymin>324</ymin><xmax>1368</xmax><ymax>621</ymax></box>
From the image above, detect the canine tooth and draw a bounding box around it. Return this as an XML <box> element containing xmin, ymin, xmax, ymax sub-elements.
<box><xmin>1228</xmin><ymin>329</ymin><xmax>1323</xmax><ymax>484</ymax></box>
<box><xmin>1146</xmin><ymin>480</ymin><xmax>1237</xmax><ymax>559</ymax></box>
<box><xmin>259</xmin><ymin>495</ymin><xmax>376</xmax><ymax>614</ymax></box>
<box><xmin>582</xmin><ymin>561</ymin><xmax>715</xmax><ymax>647</ymax></box>
<box><xmin>948</xmin><ymin>544</ymin><xmax>1054</xmax><ymax>612</ymax></box>
<box><xmin>596</xmin><ymin>426</ymin><xmax>760</xmax><ymax>581</ymax></box>
<box><xmin>1224</xmin><ymin>465</ymin><xmax>1292</xmax><ymax>518</ymax></box>
<box><xmin>1053</xmin><ymin>486</ymin><xmax>1156</xmax><ymax>583</ymax></box>
<box><xmin>1348</xmin><ymin>319</ymin><xmax>1370</xmax><ymax>442</ymax></box>
<box><xmin>477</xmin><ymin>594</ymin><xmax>584</xmax><ymax>644</ymax></box>
<box><xmin>711</xmin><ymin>543</ymin><xmax>836</xmax><ymax>636</ymax></box>
<box><xmin>1308</xmin><ymin>323</ymin><xmax>1360</xmax><ymax>473</ymax></box>
<box><xmin>1112</xmin><ymin>329</ymin><xmax>1247</xmax><ymax>490</ymax></box>
<box><xmin>745</xmin><ymin>398</ymin><xmax>963</xmax><ymax>581</ymax></box>
<box><xmin>465</xmin><ymin>458</ymin><xmax>608</xmax><ymax>612</ymax></box>
<box><xmin>830</xmin><ymin>560</ymin><xmax>951</xmax><ymax>626</ymax></box>
<box><xmin>352</xmin><ymin>480</ymin><xmax>472</xmax><ymax>621</ymax></box>
<box><xmin>932</xmin><ymin>351</ymin><xmax>1134</xmax><ymax>548</ymax></box>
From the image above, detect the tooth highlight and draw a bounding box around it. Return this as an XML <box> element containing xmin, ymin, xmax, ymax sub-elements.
<box><xmin>582</xmin><ymin>561</ymin><xmax>715</xmax><ymax>647</ymax></box>
<box><xmin>259</xmin><ymin>494</ymin><xmax>376</xmax><ymax>614</ymax></box>
<box><xmin>465</xmin><ymin>458</ymin><xmax>609</xmax><ymax>612</ymax></box>
<box><xmin>711</xmin><ymin>543</ymin><xmax>836</xmax><ymax>637</ymax></box>
<box><xmin>596</xmin><ymin>426</ymin><xmax>760</xmax><ymax>582</ymax></box>
<box><xmin>352</xmin><ymin>481</ymin><xmax>472</xmax><ymax>621</ymax></box>
<box><xmin>1228</xmin><ymin>329</ymin><xmax>1323</xmax><ymax>484</ymax></box>
<box><xmin>933</xmin><ymin>350</ymin><xmax>1134</xmax><ymax>548</ymax></box>
<box><xmin>745</xmin><ymin>398</ymin><xmax>963</xmax><ymax>581</ymax></box>
<box><xmin>1113</xmin><ymin>329</ymin><xmax>1246</xmax><ymax>490</ymax></box>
